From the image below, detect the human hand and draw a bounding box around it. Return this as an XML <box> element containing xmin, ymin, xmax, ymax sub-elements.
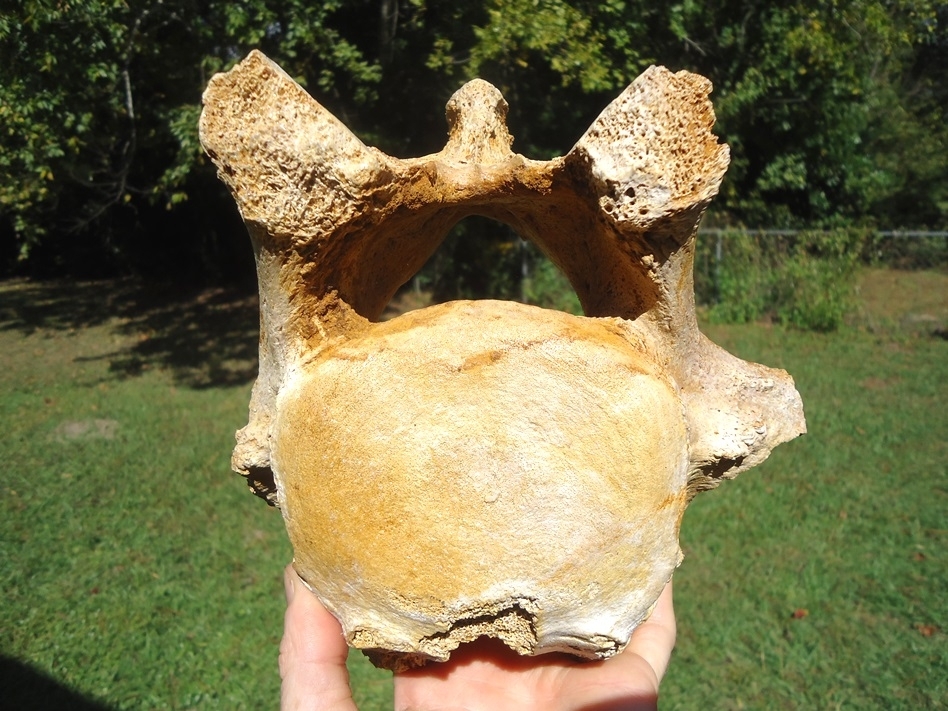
<box><xmin>280</xmin><ymin>565</ymin><xmax>358</xmax><ymax>711</ymax></box>
<box><xmin>280</xmin><ymin>564</ymin><xmax>676</xmax><ymax>711</ymax></box>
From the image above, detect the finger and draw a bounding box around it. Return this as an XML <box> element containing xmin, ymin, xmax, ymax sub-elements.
<box><xmin>625</xmin><ymin>581</ymin><xmax>676</xmax><ymax>683</ymax></box>
<box><xmin>280</xmin><ymin>565</ymin><xmax>358</xmax><ymax>711</ymax></box>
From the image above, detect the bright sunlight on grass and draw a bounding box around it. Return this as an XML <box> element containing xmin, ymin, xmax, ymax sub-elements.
<box><xmin>2</xmin><ymin>272</ymin><xmax>945</xmax><ymax>709</ymax></box>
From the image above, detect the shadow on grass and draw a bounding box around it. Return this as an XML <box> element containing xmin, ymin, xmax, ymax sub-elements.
<box><xmin>0</xmin><ymin>278</ymin><xmax>259</xmax><ymax>388</ymax></box>
<box><xmin>1</xmin><ymin>656</ymin><xmax>114</xmax><ymax>711</ymax></box>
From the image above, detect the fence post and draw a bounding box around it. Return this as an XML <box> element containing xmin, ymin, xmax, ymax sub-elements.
<box><xmin>714</xmin><ymin>231</ymin><xmax>723</xmax><ymax>304</ymax></box>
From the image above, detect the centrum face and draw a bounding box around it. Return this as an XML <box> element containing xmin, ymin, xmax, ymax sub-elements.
<box><xmin>273</xmin><ymin>300</ymin><xmax>690</xmax><ymax>666</ymax></box>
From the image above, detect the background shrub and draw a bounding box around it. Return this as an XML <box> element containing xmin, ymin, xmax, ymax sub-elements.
<box><xmin>696</xmin><ymin>228</ymin><xmax>876</xmax><ymax>331</ymax></box>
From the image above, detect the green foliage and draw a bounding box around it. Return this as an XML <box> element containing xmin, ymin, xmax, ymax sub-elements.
<box><xmin>0</xmin><ymin>1</ymin><xmax>128</xmax><ymax>253</ymax></box>
<box><xmin>703</xmin><ymin>231</ymin><xmax>775</xmax><ymax>324</ymax></box>
<box><xmin>0</xmin><ymin>0</ymin><xmax>384</xmax><ymax>276</ymax></box>
<box><xmin>413</xmin><ymin>218</ymin><xmax>583</xmax><ymax>315</ymax></box>
<box><xmin>699</xmin><ymin>229</ymin><xmax>870</xmax><ymax>331</ymax></box>
<box><xmin>772</xmin><ymin>254</ymin><xmax>857</xmax><ymax>332</ymax></box>
<box><xmin>0</xmin><ymin>1</ymin><xmax>945</xmax><ymax>279</ymax></box>
<box><xmin>471</xmin><ymin>0</ymin><xmax>632</xmax><ymax>94</ymax></box>
<box><xmin>522</xmin><ymin>256</ymin><xmax>583</xmax><ymax>315</ymax></box>
<box><xmin>869</xmin><ymin>233</ymin><xmax>948</xmax><ymax>269</ymax></box>
<box><xmin>417</xmin><ymin>218</ymin><xmax>521</xmax><ymax>302</ymax></box>
<box><xmin>672</xmin><ymin>1</ymin><xmax>948</xmax><ymax>229</ymax></box>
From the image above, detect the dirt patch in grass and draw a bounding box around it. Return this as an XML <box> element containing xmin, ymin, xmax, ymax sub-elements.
<box><xmin>859</xmin><ymin>376</ymin><xmax>902</xmax><ymax>391</ymax></box>
<box><xmin>51</xmin><ymin>418</ymin><xmax>120</xmax><ymax>442</ymax></box>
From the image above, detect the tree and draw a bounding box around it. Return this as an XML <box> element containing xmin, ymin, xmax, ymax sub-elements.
<box><xmin>652</xmin><ymin>0</ymin><xmax>948</xmax><ymax>228</ymax></box>
<box><xmin>0</xmin><ymin>0</ymin><xmax>382</xmax><ymax>279</ymax></box>
<box><xmin>1</xmin><ymin>0</ymin><xmax>944</xmax><ymax>281</ymax></box>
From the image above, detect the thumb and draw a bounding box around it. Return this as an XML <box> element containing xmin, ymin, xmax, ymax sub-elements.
<box><xmin>279</xmin><ymin>565</ymin><xmax>358</xmax><ymax>711</ymax></box>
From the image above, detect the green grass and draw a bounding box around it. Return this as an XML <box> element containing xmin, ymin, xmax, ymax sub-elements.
<box><xmin>667</xmin><ymin>322</ymin><xmax>947</xmax><ymax>709</ymax></box>
<box><xmin>1</xmin><ymin>273</ymin><xmax>945</xmax><ymax>709</ymax></box>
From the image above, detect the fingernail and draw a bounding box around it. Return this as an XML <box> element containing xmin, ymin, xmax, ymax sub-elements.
<box><xmin>284</xmin><ymin>565</ymin><xmax>297</xmax><ymax>603</ymax></box>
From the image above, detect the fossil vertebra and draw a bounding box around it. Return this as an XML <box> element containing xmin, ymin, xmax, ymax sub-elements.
<box><xmin>200</xmin><ymin>50</ymin><xmax>805</xmax><ymax>671</ymax></box>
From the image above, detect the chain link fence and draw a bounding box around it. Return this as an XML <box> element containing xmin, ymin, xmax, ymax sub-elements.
<box><xmin>414</xmin><ymin>223</ymin><xmax>945</xmax><ymax>331</ymax></box>
<box><xmin>691</xmin><ymin>229</ymin><xmax>947</xmax><ymax>329</ymax></box>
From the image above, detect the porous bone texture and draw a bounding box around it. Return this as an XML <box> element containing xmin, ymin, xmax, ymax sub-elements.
<box><xmin>199</xmin><ymin>51</ymin><xmax>806</xmax><ymax>671</ymax></box>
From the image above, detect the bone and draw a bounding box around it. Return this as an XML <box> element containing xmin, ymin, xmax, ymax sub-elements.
<box><xmin>200</xmin><ymin>50</ymin><xmax>806</xmax><ymax>671</ymax></box>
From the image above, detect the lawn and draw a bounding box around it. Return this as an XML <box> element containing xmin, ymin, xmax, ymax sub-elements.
<box><xmin>1</xmin><ymin>270</ymin><xmax>945</xmax><ymax>709</ymax></box>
